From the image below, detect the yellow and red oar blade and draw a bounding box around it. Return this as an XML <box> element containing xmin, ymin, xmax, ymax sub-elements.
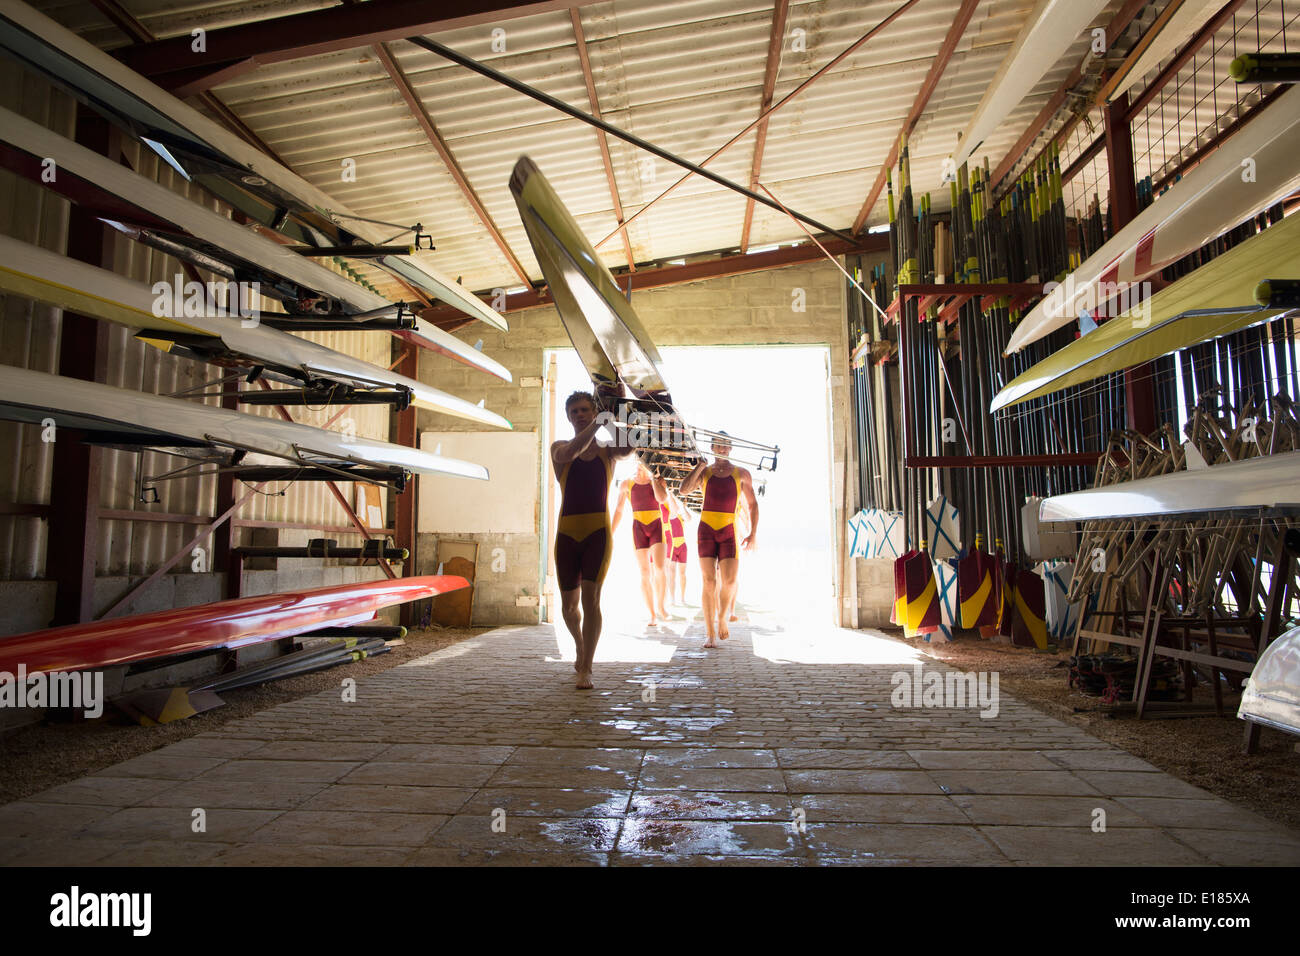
<box><xmin>1012</xmin><ymin>570</ymin><xmax>1049</xmax><ymax>649</ymax></box>
<box><xmin>903</xmin><ymin>550</ymin><xmax>939</xmax><ymax>637</ymax></box>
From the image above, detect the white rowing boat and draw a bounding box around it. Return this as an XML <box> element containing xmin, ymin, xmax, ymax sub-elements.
<box><xmin>1006</xmin><ymin>83</ymin><xmax>1300</xmax><ymax>354</ymax></box>
<box><xmin>0</xmin><ymin>103</ymin><xmax>511</xmax><ymax>384</ymax></box>
<box><xmin>0</xmin><ymin>233</ymin><xmax>511</xmax><ymax>430</ymax></box>
<box><xmin>0</xmin><ymin>0</ymin><xmax>508</xmax><ymax>333</ymax></box>
<box><xmin>0</xmin><ymin>365</ymin><xmax>490</xmax><ymax>482</ymax></box>
<box><xmin>1039</xmin><ymin>450</ymin><xmax>1300</xmax><ymax>523</ymax></box>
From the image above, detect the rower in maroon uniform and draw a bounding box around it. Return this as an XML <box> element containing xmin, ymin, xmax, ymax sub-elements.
<box><xmin>551</xmin><ymin>391</ymin><xmax>633</xmax><ymax>689</ymax></box>
<box><xmin>612</xmin><ymin>462</ymin><xmax>669</xmax><ymax>624</ymax></box>
<box><xmin>679</xmin><ymin>433</ymin><xmax>760</xmax><ymax>647</ymax></box>
<box><xmin>662</xmin><ymin>494</ymin><xmax>690</xmax><ymax>606</ymax></box>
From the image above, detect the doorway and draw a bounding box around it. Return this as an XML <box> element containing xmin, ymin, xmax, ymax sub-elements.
<box><xmin>541</xmin><ymin>345</ymin><xmax>837</xmax><ymax>624</ymax></box>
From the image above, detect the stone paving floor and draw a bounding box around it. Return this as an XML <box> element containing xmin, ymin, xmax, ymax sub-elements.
<box><xmin>2</xmin><ymin>606</ymin><xmax>1298</xmax><ymax>866</ymax></box>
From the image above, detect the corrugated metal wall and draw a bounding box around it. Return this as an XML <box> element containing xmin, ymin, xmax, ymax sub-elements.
<box><xmin>0</xmin><ymin>63</ymin><xmax>391</xmax><ymax>582</ymax></box>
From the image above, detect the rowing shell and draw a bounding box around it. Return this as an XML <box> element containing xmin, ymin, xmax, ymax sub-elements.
<box><xmin>0</xmin><ymin>233</ymin><xmax>511</xmax><ymax>430</ymax></box>
<box><xmin>0</xmin><ymin>576</ymin><xmax>467</xmax><ymax>676</ymax></box>
<box><xmin>0</xmin><ymin>0</ymin><xmax>508</xmax><ymax>333</ymax></box>
<box><xmin>1039</xmin><ymin>450</ymin><xmax>1300</xmax><ymax>523</ymax></box>
<box><xmin>955</xmin><ymin>0</ymin><xmax>1109</xmax><ymax>166</ymax></box>
<box><xmin>0</xmin><ymin>364</ymin><xmax>489</xmax><ymax>482</ymax></box>
<box><xmin>1006</xmin><ymin>83</ymin><xmax>1300</xmax><ymax>354</ymax></box>
<box><xmin>509</xmin><ymin>156</ymin><xmax>670</xmax><ymax>400</ymax></box>
<box><xmin>0</xmin><ymin>103</ymin><xmax>510</xmax><ymax>384</ymax></box>
<box><xmin>991</xmin><ymin>211</ymin><xmax>1300</xmax><ymax>411</ymax></box>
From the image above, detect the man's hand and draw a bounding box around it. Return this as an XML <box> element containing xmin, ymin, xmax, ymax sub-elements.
<box><xmin>742</xmin><ymin>533</ymin><xmax>757</xmax><ymax>551</ymax></box>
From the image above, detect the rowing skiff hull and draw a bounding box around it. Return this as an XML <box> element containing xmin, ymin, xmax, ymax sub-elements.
<box><xmin>1038</xmin><ymin>450</ymin><xmax>1300</xmax><ymax>522</ymax></box>
<box><xmin>1006</xmin><ymin>83</ymin><xmax>1300</xmax><ymax>354</ymax></box>
<box><xmin>0</xmin><ymin>364</ymin><xmax>489</xmax><ymax>481</ymax></box>
<box><xmin>0</xmin><ymin>576</ymin><xmax>468</xmax><ymax>676</ymax></box>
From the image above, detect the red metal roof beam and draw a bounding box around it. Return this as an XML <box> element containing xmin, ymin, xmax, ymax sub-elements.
<box><xmin>739</xmin><ymin>0</ymin><xmax>791</xmax><ymax>254</ymax></box>
<box><xmin>988</xmin><ymin>0</ymin><xmax>1148</xmax><ymax>194</ymax></box>
<box><xmin>851</xmin><ymin>0</ymin><xmax>981</xmax><ymax>234</ymax></box>
<box><xmin>114</xmin><ymin>0</ymin><xmax>604</xmax><ymax>91</ymax></box>
<box><xmin>420</xmin><ymin>233</ymin><xmax>889</xmax><ymax>327</ymax></box>
<box><xmin>570</xmin><ymin>8</ymin><xmax>637</xmax><ymax>273</ymax></box>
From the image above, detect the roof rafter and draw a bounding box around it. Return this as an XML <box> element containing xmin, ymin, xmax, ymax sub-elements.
<box><xmin>850</xmin><ymin>0</ymin><xmax>981</xmax><ymax>234</ymax></box>
<box><xmin>367</xmin><ymin>40</ymin><xmax>533</xmax><ymax>286</ymax></box>
<box><xmin>739</xmin><ymin>0</ymin><xmax>790</xmax><ymax>254</ymax></box>
<box><xmin>593</xmin><ymin>0</ymin><xmax>922</xmax><ymax>251</ymax></box>
<box><xmin>113</xmin><ymin>0</ymin><xmax>606</xmax><ymax>92</ymax></box>
<box><xmin>570</xmin><ymin>8</ymin><xmax>637</xmax><ymax>273</ymax></box>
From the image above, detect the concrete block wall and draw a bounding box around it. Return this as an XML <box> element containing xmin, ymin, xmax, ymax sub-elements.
<box><xmin>854</xmin><ymin>558</ymin><xmax>897</xmax><ymax>627</ymax></box>
<box><xmin>415</xmin><ymin>255</ymin><xmax>887</xmax><ymax>627</ymax></box>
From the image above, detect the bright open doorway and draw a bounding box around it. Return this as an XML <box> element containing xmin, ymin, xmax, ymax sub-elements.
<box><xmin>541</xmin><ymin>345</ymin><xmax>837</xmax><ymax>625</ymax></box>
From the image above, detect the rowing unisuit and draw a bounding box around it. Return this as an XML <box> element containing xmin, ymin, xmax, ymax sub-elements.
<box><xmin>663</xmin><ymin>503</ymin><xmax>687</xmax><ymax>563</ymax></box>
<box><xmin>555</xmin><ymin>448</ymin><xmax>613</xmax><ymax>589</ymax></box>
<box><xmin>698</xmin><ymin>466</ymin><xmax>742</xmax><ymax>560</ymax></box>
<box><xmin>629</xmin><ymin>479</ymin><xmax>662</xmax><ymax>550</ymax></box>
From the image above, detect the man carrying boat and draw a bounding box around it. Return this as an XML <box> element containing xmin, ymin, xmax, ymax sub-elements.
<box><xmin>551</xmin><ymin>391</ymin><xmax>634</xmax><ymax>689</ymax></box>
<box><xmin>679</xmin><ymin>434</ymin><xmax>759</xmax><ymax>647</ymax></box>
<box><xmin>612</xmin><ymin>463</ymin><xmax>671</xmax><ymax>625</ymax></box>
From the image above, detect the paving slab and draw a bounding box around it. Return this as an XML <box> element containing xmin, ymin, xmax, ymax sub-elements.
<box><xmin>3</xmin><ymin>608</ymin><xmax>1297</xmax><ymax>867</ymax></box>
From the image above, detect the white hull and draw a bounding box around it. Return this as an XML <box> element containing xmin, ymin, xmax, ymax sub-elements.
<box><xmin>0</xmin><ymin>365</ymin><xmax>488</xmax><ymax>481</ymax></box>
<box><xmin>0</xmin><ymin>233</ymin><xmax>510</xmax><ymax>430</ymax></box>
<box><xmin>0</xmin><ymin>103</ymin><xmax>510</xmax><ymax>384</ymax></box>
<box><xmin>0</xmin><ymin>0</ymin><xmax>508</xmax><ymax>333</ymax></box>
<box><xmin>956</xmin><ymin>0</ymin><xmax>1109</xmax><ymax>166</ymax></box>
<box><xmin>510</xmin><ymin>156</ymin><xmax>668</xmax><ymax>397</ymax></box>
<box><xmin>1007</xmin><ymin>83</ymin><xmax>1300</xmax><ymax>354</ymax></box>
<box><xmin>1039</xmin><ymin>450</ymin><xmax>1300</xmax><ymax>523</ymax></box>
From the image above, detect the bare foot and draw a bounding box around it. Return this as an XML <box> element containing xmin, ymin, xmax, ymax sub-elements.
<box><xmin>575</xmin><ymin>669</ymin><xmax>593</xmax><ymax>689</ymax></box>
<box><xmin>719</xmin><ymin>620</ymin><xmax>730</xmax><ymax>641</ymax></box>
<box><xmin>703</xmin><ymin>634</ymin><xmax>718</xmax><ymax>648</ymax></box>
<box><xmin>729</xmin><ymin>613</ymin><xmax>739</xmax><ymax>622</ymax></box>
<box><xmin>657</xmin><ymin>607</ymin><xmax>670</xmax><ymax>619</ymax></box>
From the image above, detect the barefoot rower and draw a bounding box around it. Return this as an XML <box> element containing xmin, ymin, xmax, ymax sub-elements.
<box><xmin>612</xmin><ymin>462</ymin><xmax>670</xmax><ymax>624</ymax></box>
<box><xmin>551</xmin><ymin>391</ymin><xmax>633</xmax><ymax>689</ymax></box>
<box><xmin>679</xmin><ymin>434</ymin><xmax>759</xmax><ymax>647</ymax></box>
<box><xmin>663</xmin><ymin>494</ymin><xmax>690</xmax><ymax>606</ymax></box>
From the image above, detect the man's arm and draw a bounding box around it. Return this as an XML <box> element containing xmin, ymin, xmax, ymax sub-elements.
<box><xmin>678</xmin><ymin>458</ymin><xmax>709</xmax><ymax>497</ymax></box>
<box><xmin>738</xmin><ymin>468</ymin><xmax>759</xmax><ymax>549</ymax></box>
<box><xmin>651</xmin><ymin>476</ymin><xmax>668</xmax><ymax>504</ymax></box>
<box><xmin>552</xmin><ymin>417</ymin><xmax>604</xmax><ymax>466</ymax></box>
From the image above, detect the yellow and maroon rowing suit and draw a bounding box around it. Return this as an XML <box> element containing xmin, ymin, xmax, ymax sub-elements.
<box><xmin>628</xmin><ymin>478</ymin><xmax>662</xmax><ymax>550</ymax></box>
<box><xmin>665</xmin><ymin>504</ymin><xmax>687</xmax><ymax>564</ymax></box>
<box><xmin>698</xmin><ymin>465</ymin><xmax>742</xmax><ymax>560</ymax></box>
<box><xmin>555</xmin><ymin>447</ymin><xmax>613</xmax><ymax>591</ymax></box>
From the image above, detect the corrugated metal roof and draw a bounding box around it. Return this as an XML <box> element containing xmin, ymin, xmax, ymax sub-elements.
<box><xmin>17</xmin><ymin>0</ymin><xmax>1139</xmax><ymax>295</ymax></box>
<box><xmin>17</xmin><ymin>0</ymin><xmax>1295</xmax><ymax>294</ymax></box>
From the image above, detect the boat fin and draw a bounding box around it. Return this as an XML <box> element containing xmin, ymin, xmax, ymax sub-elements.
<box><xmin>1077</xmin><ymin>310</ymin><xmax>1097</xmax><ymax>336</ymax></box>
<box><xmin>113</xmin><ymin>687</ymin><xmax>225</xmax><ymax>725</ymax></box>
<box><xmin>1183</xmin><ymin>441</ymin><xmax>1210</xmax><ymax>471</ymax></box>
<box><xmin>137</xmin><ymin>335</ymin><xmax>177</xmax><ymax>353</ymax></box>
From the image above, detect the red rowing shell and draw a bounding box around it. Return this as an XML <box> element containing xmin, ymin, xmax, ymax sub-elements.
<box><xmin>0</xmin><ymin>576</ymin><xmax>467</xmax><ymax>676</ymax></box>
